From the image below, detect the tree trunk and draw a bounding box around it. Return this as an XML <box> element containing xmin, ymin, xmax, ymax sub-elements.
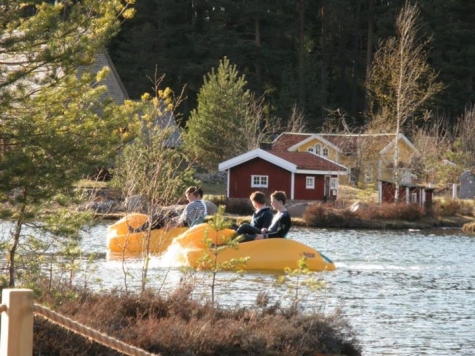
<box><xmin>9</xmin><ymin>198</ymin><xmax>26</xmax><ymax>287</ymax></box>
<box><xmin>298</xmin><ymin>0</ymin><xmax>306</xmax><ymax>108</ymax></box>
<box><xmin>364</xmin><ymin>0</ymin><xmax>375</xmax><ymax>115</ymax></box>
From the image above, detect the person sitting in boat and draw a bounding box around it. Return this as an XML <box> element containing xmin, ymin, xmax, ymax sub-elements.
<box><xmin>128</xmin><ymin>210</ymin><xmax>177</xmax><ymax>233</ymax></box>
<box><xmin>196</xmin><ymin>187</ymin><xmax>207</xmax><ymax>216</ymax></box>
<box><xmin>234</xmin><ymin>191</ymin><xmax>273</xmax><ymax>235</ymax></box>
<box><xmin>175</xmin><ymin>186</ymin><xmax>207</xmax><ymax>227</ymax></box>
<box><xmin>239</xmin><ymin>191</ymin><xmax>291</xmax><ymax>243</ymax></box>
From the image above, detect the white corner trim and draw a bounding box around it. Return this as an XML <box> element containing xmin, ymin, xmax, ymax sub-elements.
<box><xmin>218</xmin><ymin>148</ymin><xmax>297</xmax><ymax>172</ymax></box>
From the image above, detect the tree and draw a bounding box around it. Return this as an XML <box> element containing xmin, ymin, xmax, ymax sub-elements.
<box><xmin>411</xmin><ymin>116</ymin><xmax>452</xmax><ymax>185</ymax></box>
<box><xmin>111</xmin><ymin>76</ymin><xmax>196</xmax><ymax>293</ymax></box>
<box><xmin>366</xmin><ymin>1</ymin><xmax>443</xmax><ymax>201</ymax></box>
<box><xmin>0</xmin><ymin>1</ymin><xmax>137</xmax><ymax>287</ymax></box>
<box><xmin>183</xmin><ymin>57</ymin><xmax>251</xmax><ymax>172</ymax></box>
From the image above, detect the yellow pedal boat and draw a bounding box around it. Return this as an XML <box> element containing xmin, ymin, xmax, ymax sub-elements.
<box><xmin>173</xmin><ymin>223</ymin><xmax>336</xmax><ymax>272</ymax></box>
<box><xmin>107</xmin><ymin>213</ymin><xmax>187</xmax><ymax>254</ymax></box>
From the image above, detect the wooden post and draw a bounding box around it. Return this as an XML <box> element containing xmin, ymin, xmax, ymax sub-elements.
<box><xmin>0</xmin><ymin>289</ymin><xmax>34</xmax><ymax>356</ymax></box>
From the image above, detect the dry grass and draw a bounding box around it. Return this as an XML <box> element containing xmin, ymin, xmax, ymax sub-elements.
<box><xmin>337</xmin><ymin>185</ymin><xmax>378</xmax><ymax>206</ymax></box>
<box><xmin>33</xmin><ymin>285</ymin><xmax>362</xmax><ymax>356</ymax></box>
<box><xmin>436</xmin><ymin>198</ymin><xmax>475</xmax><ymax>217</ymax></box>
<box><xmin>303</xmin><ymin>201</ymin><xmax>427</xmax><ymax>228</ymax></box>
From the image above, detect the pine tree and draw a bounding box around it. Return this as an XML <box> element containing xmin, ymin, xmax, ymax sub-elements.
<box><xmin>184</xmin><ymin>57</ymin><xmax>251</xmax><ymax>172</ymax></box>
<box><xmin>0</xmin><ymin>0</ymin><xmax>137</xmax><ymax>287</ymax></box>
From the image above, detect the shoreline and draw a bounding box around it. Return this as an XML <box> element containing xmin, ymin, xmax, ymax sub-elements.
<box><xmin>96</xmin><ymin>212</ymin><xmax>473</xmax><ymax>231</ymax></box>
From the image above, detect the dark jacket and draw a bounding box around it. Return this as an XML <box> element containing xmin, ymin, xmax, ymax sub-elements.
<box><xmin>251</xmin><ymin>206</ymin><xmax>273</xmax><ymax>230</ymax></box>
<box><xmin>265</xmin><ymin>210</ymin><xmax>291</xmax><ymax>238</ymax></box>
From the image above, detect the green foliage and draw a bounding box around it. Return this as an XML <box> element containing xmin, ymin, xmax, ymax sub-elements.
<box><xmin>198</xmin><ymin>205</ymin><xmax>249</xmax><ymax>304</ymax></box>
<box><xmin>110</xmin><ymin>78</ymin><xmax>195</xmax><ymax>293</ymax></box>
<box><xmin>0</xmin><ymin>0</ymin><xmax>137</xmax><ymax>287</ymax></box>
<box><xmin>275</xmin><ymin>257</ymin><xmax>327</xmax><ymax>309</ymax></box>
<box><xmin>183</xmin><ymin>57</ymin><xmax>251</xmax><ymax>172</ymax></box>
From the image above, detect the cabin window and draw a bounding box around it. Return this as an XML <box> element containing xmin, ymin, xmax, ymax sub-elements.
<box><xmin>330</xmin><ymin>177</ymin><xmax>339</xmax><ymax>189</ymax></box>
<box><xmin>349</xmin><ymin>167</ymin><xmax>357</xmax><ymax>183</ymax></box>
<box><xmin>364</xmin><ymin>166</ymin><xmax>373</xmax><ymax>183</ymax></box>
<box><xmin>322</xmin><ymin>147</ymin><xmax>329</xmax><ymax>157</ymax></box>
<box><xmin>306</xmin><ymin>176</ymin><xmax>315</xmax><ymax>189</ymax></box>
<box><xmin>251</xmin><ymin>175</ymin><xmax>268</xmax><ymax>188</ymax></box>
<box><xmin>315</xmin><ymin>144</ymin><xmax>321</xmax><ymax>155</ymax></box>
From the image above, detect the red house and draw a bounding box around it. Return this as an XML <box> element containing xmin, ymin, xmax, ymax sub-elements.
<box><xmin>219</xmin><ymin>148</ymin><xmax>347</xmax><ymax>201</ymax></box>
<box><xmin>379</xmin><ymin>180</ymin><xmax>434</xmax><ymax>209</ymax></box>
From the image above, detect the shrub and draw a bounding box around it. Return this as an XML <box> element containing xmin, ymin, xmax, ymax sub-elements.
<box><xmin>439</xmin><ymin>199</ymin><xmax>475</xmax><ymax>217</ymax></box>
<box><xmin>303</xmin><ymin>202</ymin><xmax>426</xmax><ymax>227</ymax></box>
<box><xmin>303</xmin><ymin>203</ymin><xmax>362</xmax><ymax>228</ymax></box>
<box><xmin>33</xmin><ymin>287</ymin><xmax>362</xmax><ymax>356</ymax></box>
<box><xmin>209</xmin><ymin>196</ymin><xmax>254</xmax><ymax>216</ymax></box>
<box><xmin>462</xmin><ymin>221</ymin><xmax>475</xmax><ymax>233</ymax></box>
<box><xmin>356</xmin><ymin>203</ymin><xmax>424</xmax><ymax>222</ymax></box>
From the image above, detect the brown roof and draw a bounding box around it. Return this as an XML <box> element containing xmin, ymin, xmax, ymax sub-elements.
<box><xmin>321</xmin><ymin>134</ymin><xmax>397</xmax><ymax>153</ymax></box>
<box><xmin>272</xmin><ymin>133</ymin><xmax>312</xmax><ymax>151</ymax></box>
<box><xmin>273</xmin><ymin>132</ymin><xmax>400</xmax><ymax>154</ymax></box>
<box><xmin>269</xmin><ymin>150</ymin><xmax>346</xmax><ymax>172</ymax></box>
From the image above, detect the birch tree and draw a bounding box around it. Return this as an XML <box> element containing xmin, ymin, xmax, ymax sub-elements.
<box><xmin>366</xmin><ymin>1</ymin><xmax>443</xmax><ymax>201</ymax></box>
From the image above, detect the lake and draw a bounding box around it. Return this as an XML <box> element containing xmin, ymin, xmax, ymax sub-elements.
<box><xmin>3</xmin><ymin>221</ymin><xmax>474</xmax><ymax>355</ymax></box>
<box><xmin>83</xmin><ymin>224</ymin><xmax>475</xmax><ymax>355</ymax></box>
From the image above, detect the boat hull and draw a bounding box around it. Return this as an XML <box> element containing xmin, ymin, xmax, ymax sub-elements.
<box><xmin>107</xmin><ymin>213</ymin><xmax>187</xmax><ymax>254</ymax></box>
<box><xmin>173</xmin><ymin>224</ymin><xmax>336</xmax><ymax>272</ymax></box>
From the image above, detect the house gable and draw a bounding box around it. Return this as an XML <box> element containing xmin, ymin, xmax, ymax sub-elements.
<box><xmin>84</xmin><ymin>50</ymin><xmax>130</xmax><ymax>105</ymax></box>
<box><xmin>219</xmin><ymin>148</ymin><xmax>297</xmax><ymax>172</ymax></box>
<box><xmin>317</xmin><ymin>133</ymin><xmax>420</xmax><ymax>186</ymax></box>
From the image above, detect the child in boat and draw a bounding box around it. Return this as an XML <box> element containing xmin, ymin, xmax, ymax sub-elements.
<box><xmin>128</xmin><ymin>210</ymin><xmax>177</xmax><ymax>233</ymax></box>
<box><xmin>239</xmin><ymin>191</ymin><xmax>291</xmax><ymax>243</ymax></box>
<box><xmin>175</xmin><ymin>186</ymin><xmax>207</xmax><ymax>227</ymax></box>
<box><xmin>234</xmin><ymin>191</ymin><xmax>273</xmax><ymax>235</ymax></box>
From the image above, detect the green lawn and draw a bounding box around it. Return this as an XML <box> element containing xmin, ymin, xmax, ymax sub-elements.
<box><xmin>200</xmin><ymin>181</ymin><xmax>226</xmax><ymax>197</ymax></box>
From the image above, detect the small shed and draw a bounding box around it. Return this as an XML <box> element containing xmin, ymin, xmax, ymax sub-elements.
<box><xmin>379</xmin><ymin>180</ymin><xmax>434</xmax><ymax>208</ymax></box>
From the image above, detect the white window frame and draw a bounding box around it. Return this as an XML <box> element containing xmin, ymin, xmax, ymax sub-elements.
<box><xmin>307</xmin><ymin>147</ymin><xmax>314</xmax><ymax>153</ymax></box>
<box><xmin>251</xmin><ymin>175</ymin><xmax>268</xmax><ymax>188</ymax></box>
<box><xmin>330</xmin><ymin>177</ymin><xmax>339</xmax><ymax>189</ymax></box>
<box><xmin>322</xmin><ymin>147</ymin><xmax>329</xmax><ymax>157</ymax></box>
<box><xmin>306</xmin><ymin>176</ymin><xmax>315</xmax><ymax>189</ymax></box>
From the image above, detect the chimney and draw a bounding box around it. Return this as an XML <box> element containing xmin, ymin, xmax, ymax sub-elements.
<box><xmin>259</xmin><ymin>142</ymin><xmax>272</xmax><ymax>151</ymax></box>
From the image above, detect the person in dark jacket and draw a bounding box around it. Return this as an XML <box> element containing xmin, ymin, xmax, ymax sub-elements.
<box><xmin>239</xmin><ymin>191</ymin><xmax>291</xmax><ymax>243</ymax></box>
<box><xmin>235</xmin><ymin>191</ymin><xmax>273</xmax><ymax>235</ymax></box>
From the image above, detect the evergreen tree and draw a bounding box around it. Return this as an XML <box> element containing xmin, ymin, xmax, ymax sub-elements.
<box><xmin>184</xmin><ymin>57</ymin><xmax>250</xmax><ymax>172</ymax></box>
<box><xmin>0</xmin><ymin>0</ymin><xmax>137</xmax><ymax>287</ymax></box>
